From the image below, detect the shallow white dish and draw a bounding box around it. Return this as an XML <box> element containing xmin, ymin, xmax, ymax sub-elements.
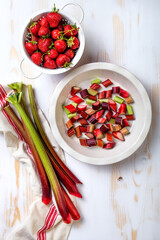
<box><xmin>49</xmin><ymin>62</ymin><xmax>152</xmax><ymax>165</ymax></box>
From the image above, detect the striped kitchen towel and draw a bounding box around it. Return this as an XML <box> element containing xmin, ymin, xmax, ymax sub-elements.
<box><xmin>0</xmin><ymin>84</ymin><xmax>73</xmax><ymax>240</ymax></box>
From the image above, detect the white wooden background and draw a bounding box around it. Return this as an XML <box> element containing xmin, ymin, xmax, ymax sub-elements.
<box><xmin>0</xmin><ymin>0</ymin><xmax>160</xmax><ymax>239</ymax></box>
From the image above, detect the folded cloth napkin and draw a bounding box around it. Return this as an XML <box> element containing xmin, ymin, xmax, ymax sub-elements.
<box><xmin>0</xmin><ymin>84</ymin><xmax>73</xmax><ymax>240</ymax></box>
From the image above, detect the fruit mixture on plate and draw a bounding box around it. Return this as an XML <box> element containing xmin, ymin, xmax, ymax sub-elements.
<box><xmin>63</xmin><ymin>78</ymin><xmax>135</xmax><ymax>149</ymax></box>
<box><xmin>25</xmin><ymin>4</ymin><xmax>80</xmax><ymax>69</ymax></box>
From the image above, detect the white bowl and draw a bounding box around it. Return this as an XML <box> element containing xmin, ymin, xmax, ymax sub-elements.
<box><xmin>49</xmin><ymin>62</ymin><xmax>152</xmax><ymax>165</ymax></box>
<box><xmin>20</xmin><ymin>7</ymin><xmax>85</xmax><ymax>76</ymax></box>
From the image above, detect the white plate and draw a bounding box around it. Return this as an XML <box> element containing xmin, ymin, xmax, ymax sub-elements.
<box><xmin>49</xmin><ymin>62</ymin><xmax>152</xmax><ymax>165</ymax></box>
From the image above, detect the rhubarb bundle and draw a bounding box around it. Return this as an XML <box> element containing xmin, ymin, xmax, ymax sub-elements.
<box><xmin>64</xmin><ymin>78</ymin><xmax>135</xmax><ymax>149</ymax></box>
<box><xmin>5</xmin><ymin>82</ymin><xmax>81</xmax><ymax>224</ymax></box>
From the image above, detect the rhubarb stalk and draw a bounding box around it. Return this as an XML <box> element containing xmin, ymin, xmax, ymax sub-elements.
<box><xmin>4</xmin><ymin>105</ymin><xmax>52</xmax><ymax>205</ymax></box>
<box><xmin>28</xmin><ymin>85</ymin><xmax>82</xmax><ymax>184</ymax></box>
<box><xmin>6</xmin><ymin>93</ymin><xmax>71</xmax><ymax>224</ymax></box>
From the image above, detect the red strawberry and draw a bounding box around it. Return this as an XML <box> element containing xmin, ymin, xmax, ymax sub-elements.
<box><xmin>44</xmin><ymin>59</ymin><xmax>57</xmax><ymax>69</ymax></box>
<box><xmin>31</xmin><ymin>52</ymin><xmax>42</xmax><ymax>65</ymax></box>
<box><xmin>44</xmin><ymin>54</ymin><xmax>51</xmax><ymax>62</ymax></box>
<box><xmin>39</xmin><ymin>17</ymin><xmax>49</xmax><ymax>28</ymax></box>
<box><xmin>119</xmin><ymin>88</ymin><xmax>129</xmax><ymax>98</ymax></box>
<box><xmin>31</xmin><ymin>34</ymin><xmax>38</xmax><ymax>42</ymax></box>
<box><xmin>103</xmin><ymin>142</ymin><xmax>115</xmax><ymax>149</ymax></box>
<box><xmin>29</xmin><ymin>22</ymin><xmax>40</xmax><ymax>36</ymax></box>
<box><xmin>57</xmin><ymin>24</ymin><xmax>63</xmax><ymax>31</ymax></box>
<box><xmin>38</xmin><ymin>38</ymin><xmax>52</xmax><ymax>52</ymax></box>
<box><xmin>54</xmin><ymin>39</ymin><xmax>67</xmax><ymax>53</ymax></box>
<box><xmin>64</xmin><ymin>24</ymin><xmax>78</xmax><ymax>38</ymax></box>
<box><xmin>67</xmin><ymin>37</ymin><xmax>79</xmax><ymax>49</ymax></box>
<box><xmin>47</xmin><ymin>5</ymin><xmax>62</xmax><ymax>28</ymax></box>
<box><xmin>52</xmin><ymin>29</ymin><xmax>61</xmax><ymax>39</ymax></box>
<box><xmin>56</xmin><ymin>54</ymin><xmax>70</xmax><ymax>68</ymax></box>
<box><xmin>38</xmin><ymin>26</ymin><xmax>51</xmax><ymax>37</ymax></box>
<box><xmin>48</xmin><ymin>49</ymin><xmax>58</xmax><ymax>59</ymax></box>
<box><xmin>65</xmin><ymin>49</ymin><xmax>74</xmax><ymax>59</ymax></box>
<box><xmin>112</xmin><ymin>131</ymin><xmax>125</xmax><ymax>141</ymax></box>
<box><xmin>25</xmin><ymin>41</ymin><xmax>38</xmax><ymax>55</ymax></box>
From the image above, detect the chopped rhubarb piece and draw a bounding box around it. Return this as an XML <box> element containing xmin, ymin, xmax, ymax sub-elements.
<box><xmin>127</xmin><ymin>105</ymin><xmax>133</xmax><ymax>115</ymax></box>
<box><xmin>113</xmin><ymin>96</ymin><xmax>124</xmax><ymax>104</ymax></box>
<box><xmin>102</xmin><ymin>79</ymin><xmax>113</xmax><ymax>88</ymax></box>
<box><xmin>65</xmin><ymin>104</ymin><xmax>77</xmax><ymax>113</ymax></box>
<box><xmin>85</xmin><ymin>108</ymin><xmax>95</xmax><ymax>115</ymax></box>
<box><xmin>72</xmin><ymin>102</ymin><xmax>78</xmax><ymax>108</ymax></box>
<box><xmin>90</xmin><ymin>83</ymin><xmax>101</xmax><ymax>90</ymax></box>
<box><xmin>100</xmin><ymin>124</ymin><xmax>109</xmax><ymax>134</ymax></box>
<box><xmin>98</xmin><ymin>99</ymin><xmax>108</xmax><ymax>104</ymax></box>
<box><xmin>88</xmin><ymin>88</ymin><xmax>98</xmax><ymax>96</ymax></box>
<box><xmin>98</xmin><ymin>118</ymin><xmax>106</xmax><ymax>124</ymax></box>
<box><xmin>106</xmin><ymin>133</ymin><xmax>113</xmax><ymax>141</ymax></box>
<box><xmin>119</xmin><ymin>88</ymin><xmax>129</xmax><ymax>98</ymax></box>
<box><xmin>112</xmin><ymin>112</ymin><xmax>119</xmax><ymax>118</ymax></box>
<box><xmin>80</xmin><ymin>126</ymin><xmax>87</xmax><ymax>132</ymax></box>
<box><xmin>88</xmin><ymin>115</ymin><xmax>98</xmax><ymax>124</ymax></box>
<box><xmin>77</xmin><ymin>104</ymin><xmax>87</xmax><ymax>111</ymax></box>
<box><xmin>98</xmin><ymin>91</ymin><xmax>106</xmax><ymax>99</ymax></box>
<box><xmin>79</xmin><ymin>138</ymin><xmax>87</xmax><ymax>146</ymax></box>
<box><xmin>125</xmin><ymin>96</ymin><xmax>133</xmax><ymax>104</ymax></box>
<box><xmin>88</xmin><ymin>95</ymin><xmax>97</xmax><ymax>101</ymax></box>
<box><xmin>101</xmin><ymin>102</ymin><xmax>109</xmax><ymax>110</ymax></box>
<box><xmin>95</xmin><ymin>109</ymin><xmax>104</xmax><ymax>119</ymax></box>
<box><xmin>106</xmin><ymin>110</ymin><xmax>113</xmax><ymax>121</ymax></box>
<box><xmin>106</xmin><ymin>90</ymin><xmax>112</xmax><ymax>98</ymax></box>
<box><xmin>126</xmin><ymin>115</ymin><xmax>135</xmax><ymax>120</ymax></box>
<box><xmin>86</xmin><ymin>138</ymin><xmax>96</xmax><ymax>147</ymax></box>
<box><xmin>67</xmin><ymin>113</ymin><xmax>77</xmax><ymax>119</ymax></box>
<box><xmin>94</xmin><ymin>129</ymin><xmax>104</xmax><ymax>139</ymax></box>
<box><xmin>112</xmin><ymin>86</ymin><xmax>120</xmax><ymax>94</ymax></box>
<box><xmin>85</xmin><ymin>133</ymin><xmax>94</xmax><ymax>139</ymax></box>
<box><xmin>103</xmin><ymin>142</ymin><xmax>115</xmax><ymax>149</ymax></box>
<box><xmin>71</xmin><ymin>115</ymin><xmax>80</xmax><ymax>123</ymax></box>
<box><xmin>79</xmin><ymin>118</ymin><xmax>88</xmax><ymax>125</ymax></box>
<box><xmin>87</xmin><ymin>124</ymin><xmax>95</xmax><ymax>133</ymax></box>
<box><xmin>115</xmin><ymin>116</ymin><xmax>123</xmax><ymax>125</ymax></box>
<box><xmin>119</xmin><ymin>103</ymin><xmax>126</xmax><ymax>115</ymax></box>
<box><xmin>123</xmin><ymin>118</ymin><xmax>130</xmax><ymax>126</ymax></box>
<box><xmin>80</xmin><ymin>89</ymin><xmax>88</xmax><ymax>99</ymax></box>
<box><xmin>70</xmin><ymin>86</ymin><xmax>81</xmax><ymax>96</ymax></box>
<box><xmin>70</xmin><ymin>95</ymin><xmax>83</xmax><ymax>104</ymax></box>
<box><xmin>106</xmin><ymin>123</ymin><xmax>114</xmax><ymax>132</ymax></box>
<box><xmin>109</xmin><ymin>99</ymin><xmax>117</xmax><ymax>112</ymax></box>
<box><xmin>65</xmin><ymin>119</ymin><xmax>73</xmax><ymax>129</ymax></box>
<box><xmin>80</xmin><ymin>111</ymin><xmax>89</xmax><ymax>119</ymax></box>
<box><xmin>120</xmin><ymin>127</ymin><xmax>129</xmax><ymax>135</ymax></box>
<box><xmin>109</xmin><ymin>118</ymin><xmax>115</xmax><ymax>124</ymax></box>
<box><xmin>97</xmin><ymin>139</ymin><xmax>104</xmax><ymax>148</ymax></box>
<box><xmin>75</xmin><ymin>126</ymin><xmax>82</xmax><ymax>138</ymax></box>
<box><xmin>91</xmin><ymin>78</ymin><xmax>101</xmax><ymax>84</ymax></box>
<box><xmin>92</xmin><ymin>101</ymin><xmax>100</xmax><ymax>110</ymax></box>
<box><xmin>86</xmin><ymin>98</ymin><xmax>96</xmax><ymax>105</ymax></box>
<box><xmin>114</xmin><ymin>124</ymin><xmax>122</xmax><ymax>131</ymax></box>
<box><xmin>112</xmin><ymin>131</ymin><xmax>125</xmax><ymax>141</ymax></box>
<box><xmin>67</xmin><ymin>128</ymin><xmax>75</xmax><ymax>137</ymax></box>
<box><xmin>63</xmin><ymin>105</ymin><xmax>70</xmax><ymax>114</ymax></box>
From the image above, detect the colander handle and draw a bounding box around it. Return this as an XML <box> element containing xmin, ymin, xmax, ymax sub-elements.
<box><xmin>61</xmin><ymin>3</ymin><xmax>84</xmax><ymax>24</ymax></box>
<box><xmin>20</xmin><ymin>58</ymin><xmax>42</xmax><ymax>79</ymax></box>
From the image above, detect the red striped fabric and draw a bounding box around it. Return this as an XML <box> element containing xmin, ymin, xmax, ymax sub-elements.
<box><xmin>0</xmin><ymin>85</ymin><xmax>58</xmax><ymax>239</ymax></box>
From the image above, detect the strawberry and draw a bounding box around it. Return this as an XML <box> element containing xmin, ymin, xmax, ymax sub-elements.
<box><xmin>56</xmin><ymin>54</ymin><xmax>70</xmax><ymax>68</ymax></box>
<box><xmin>47</xmin><ymin>4</ymin><xmax>62</xmax><ymax>28</ymax></box>
<box><xmin>29</xmin><ymin>22</ymin><xmax>40</xmax><ymax>36</ymax></box>
<box><xmin>57</xmin><ymin>24</ymin><xmax>63</xmax><ymax>31</ymax></box>
<box><xmin>44</xmin><ymin>54</ymin><xmax>51</xmax><ymax>62</ymax></box>
<box><xmin>31</xmin><ymin>52</ymin><xmax>42</xmax><ymax>65</ymax></box>
<box><xmin>52</xmin><ymin>29</ymin><xmax>61</xmax><ymax>39</ymax></box>
<box><xmin>112</xmin><ymin>131</ymin><xmax>125</xmax><ymax>141</ymax></box>
<box><xmin>39</xmin><ymin>17</ymin><xmax>49</xmax><ymax>28</ymax></box>
<box><xmin>38</xmin><ymin>38</ymin><xmax>52</xmax><ymax>52</ymax></box>
<box><xmin>31</xmin><ymin>34</ymin><xmax>38</xmax><ymax>42</ymax></box>
<box><xmin>65</xmin><ymin>49</ymin><xmax>74</xmax><ymax>59</ymax></box>
<box><xmin>103</xmin><ymin>142</ymin><xmax>115</xmax><ymax>149</ymax></box>
<box><xmin>48</xmin><ymin>49</ymin><xmax>58</xmax><ymax>59</ymax></box>
<box><xmin>67</xmin><ymin>37</ymin><xmax>79</xmax><ymax>49</ymax></box>
<box><xmin>44</xmin><ymin>59</ymin><xmax>57</xmax><ymax>69</ymax></box>
<box><xmin>64</xmin><ymin>24</ymin><xmax>78</xmax><ymax>38</ymax></box>
<box><xmin>54</xmin><ymin>39</ymin><xmax>67</xmax><ymax>53</ymax></box>
<box><xmin>38</xmin><ymin>26</ymin><xmax>51</xmax><ymax>37</ymax></box>
<box><xmin>25</xmin><ymin>41</ymin><xmax>38</xmax><ymax>55</ymax></box>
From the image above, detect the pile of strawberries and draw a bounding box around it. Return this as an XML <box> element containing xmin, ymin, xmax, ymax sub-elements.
<box><xmin>25</xmin><ymin>5</ymin><xmax>80</xmax><ymax>69</ymax></box>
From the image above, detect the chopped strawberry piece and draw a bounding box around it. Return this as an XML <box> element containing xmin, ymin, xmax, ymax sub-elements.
<box><xmin>77</xmin><ymin>105</ymin><xmax>87</xmax><ymax>111</ymax></box>
<box><xmin>103</xmin><ymin>142</ymin><xmax>115</xmax><ymax>149</ymax></box>
<box><xmin>109</xmin><ymin>99</ymin><xmax>117</xmax><ymax>112</ymax></box>
<box><xmin>102</xmin><ymin>79</ymin><xmax>113</xmax><ymax>88</ymax></box>
<box><xmin>119</xmin><ymin>103</ymin><xmax>126</xmax><ymax>115</ymax></box>
<box><xmin>119</xmin><ymin>88</ymin><xmax>129</xmax><ymax>98</ymax></box>
<box><xmin>79</xmin><ymin>118</ymin><xmax>88</xmax><ymax>125</ymax></box>
<box><xmin>112</xmin><ymin>131</ymin><xmax>125</xmax><ymax>141</ymax></box>
<box><xmin>90</xmin><ymin>83</ymin><xmax>101</xmax><ymax>90</ymax></box>
<box><xmin>123</xmin><ymin>118</ymin><xmax>130</xmax><ymax>126</ymax></box>
<box><xmin>67</xmin><ymin>128</ymin><xmax>75</xmax><ymax>137</ymax></box>
<box><xmin>70</xmin><ymin>86</ymin><xmax>81</xmax><ymax>96</ymax></box>
<box><xmin>95</xmin><ymin>109</ymin><xmax>104</xmax><ymax>119</ymax></box>
<box><xmin>65</xmin><ymin>119</ymin><xmax>73</xmax><ymax>129</ymax></box>
<box><xmin>70</xmin><ymin>95</ymin><xmax>83</xmax><ymax>104</ymax></box>
<box><xmin>106</xmin><ymin>133</ymin><xmax>113</xmax><ymax>142</ymax></box>
<box><xmin>79</xmin><ymin>138</ymin><xmax>87</xmax><ymax>146</ymax></box>
<box><xmin>65</xmin><ymin>104</ymin><xmax>77</xmax><ymax>113</ymax></box>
